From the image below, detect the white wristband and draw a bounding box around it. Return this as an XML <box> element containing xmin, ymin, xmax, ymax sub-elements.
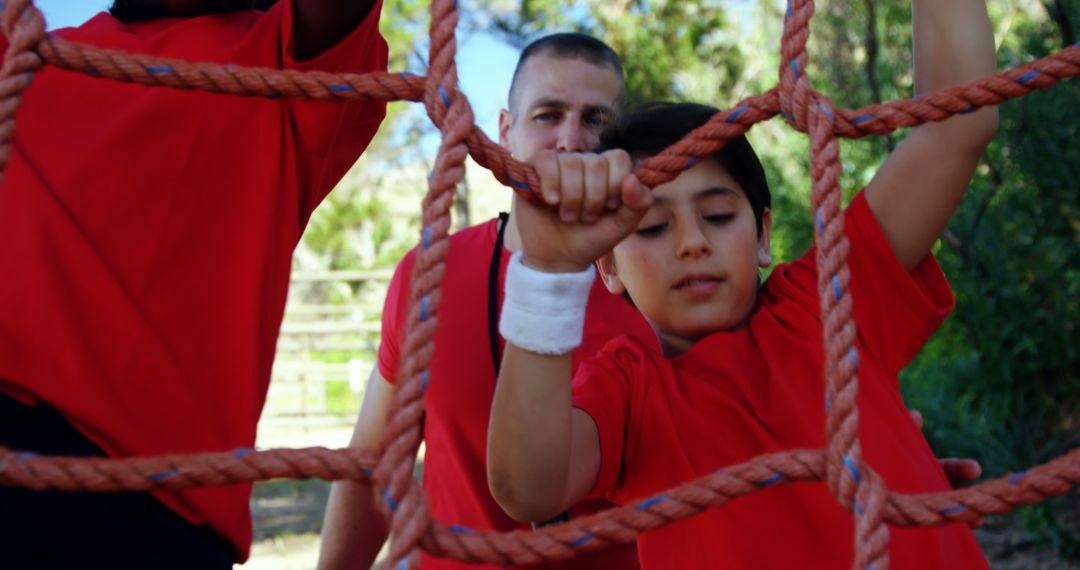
<box><xmin>499</xmin><ymin>251</ymin><xmax>595</xmax><ymax>355</ymax></box>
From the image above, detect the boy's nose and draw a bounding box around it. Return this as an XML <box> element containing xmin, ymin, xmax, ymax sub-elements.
<box><xmin>675</xmin><ymin>223</ymin><xmax>713</xmax><ymax>259</ymax></box>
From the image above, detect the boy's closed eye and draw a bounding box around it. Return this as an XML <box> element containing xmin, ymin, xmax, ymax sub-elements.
<box><xmin>635</xmin><ymin>222</ymin><xmax>667</xmax><ymax>237</ymax></box>
<box><xmin>704</xmin><ymin>212</ymin><xmax>736</xmax><ymax>225</ymax></box>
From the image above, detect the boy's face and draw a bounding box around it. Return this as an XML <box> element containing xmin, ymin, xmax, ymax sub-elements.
<box><xmin>499</xmin><ymin>55</ymin><xmax>621</xmax><ymax>162</ymax></box>
<box><xmin>599</xmin><ymin>159</ymin><xmax>772</xmax><ymax>355</ymax></box>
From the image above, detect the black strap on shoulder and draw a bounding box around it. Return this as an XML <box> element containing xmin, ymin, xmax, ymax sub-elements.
<box><xmin>487</xmin><ymin>212</ymin><xmax>510</xmax><ymax>376</ymax></box>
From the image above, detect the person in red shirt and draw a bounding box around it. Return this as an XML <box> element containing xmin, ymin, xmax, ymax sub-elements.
<box><xmin>0</xmin><ymin>0</ymin><xmax>387</xmax><ymax>567</ymax></box>
<box><xmin>488</xmin><ymin>1</ymin><xmax>998</xmax><ymax>568</ymax></box>
<box><xmin>318</xmin><ymin>33</ymin><xmax>653</xmax><ymax>570</ymax></box>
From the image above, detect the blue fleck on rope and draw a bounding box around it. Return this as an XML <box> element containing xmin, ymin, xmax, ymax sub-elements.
<box><xmin>843</xmin><ymin>454</ymin><xmax>861</xmax><ymax>484</ymax></box>
<box><xmin>940</xmin><ymin>504</ymin><xmax>966</xmax><ymax>515</ymax></box>
<box><xmin>851</xmin><ymin>114</ymin><xmax>875</xmax><ymax>125</ymax></box>
<box><xmin>1016</xmin><ymin>70</ymin><xmax>1040</xmax><ymax>84</ymax></box>
<box><xmin>682</xmin><ymin>156</ymin><xmax>699</xmax><ymax>171</ymax></box>
<box><xmin>567</xmin><ymin>534</ymin><xmax>593</xmax><ymax>548</ymax></box>
<box><xmin>438</xmin><ymin>86</ymin><xmax>450</xmax><ymax>108</ymax></box>
<box><xmin>506</xmin><ymin>176</ymin><xmax>531</xmax><ymax>192</ymax></box>
<box><xmin>423</xmin><ymin>225</ymin><xmax>433</xmax><ymax>249</ymax></box>
<box><xmin>1009</xmin><ymin>470</ymin><xmax>1028</xmax><ymax>484</ymax></box>
<box><xmin>148</xmin><ymin>469</ymin><xmax>177</xmax><ymax>482</ymax></box>
<box><xmin>420</xmin><ymin>296</ymin><xmax>430</xmax><ymax>321</ymax></box>
<box><xmin>384</xmin><ymin>488</ymin><xmax>398</xmax><ymax>511</ymax></box>
<box><xmin>638</xmin><ymin>496</ymin><xmax>667</xmax><ymax>510</ymax></box>
<box><xmin>233</xmin><ymin>448</ymin><xmax>253</xmax><ymax>458</ymax></box>
<box><xmin>757</xmin><ymin>473</ymin><xmax>784</xmax><ymax>487</ymax></box>
<box><xmin>727</xmin><ymin>105</ymin><xmax>748</xmax><ymax>123</ymax></box>
<box><xmin>449</xmin><ymin>525</ymin><xmax>475</xmax><ymax>534</ymax></box>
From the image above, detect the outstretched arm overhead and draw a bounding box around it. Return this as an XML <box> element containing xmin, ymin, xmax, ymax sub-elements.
<box><xmin>865</xmin><ymin>0</ymin><xmax>998</xmax><ymax>271</ymax></box>
<box><xmin>487</xmin><ymin>149</ymin><xmax>651</xmax><ymax>522</ymax></box>
<box><xmin>293</xmin><ymin>0</ymin><xmax>380</xmax><ymax>60</ymax></box>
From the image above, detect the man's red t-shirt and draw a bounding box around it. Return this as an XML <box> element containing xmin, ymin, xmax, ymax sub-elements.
<box><xmin>0</xmin><ymin>2</ymin><xmax>387</xmax><ymax>559</ymax></box>
<box><xmin>573</xmin><ymin>193</ymin><xmax>989</xmax><ymax>569</ymax></box>
<box><xmin>379</xmin><ymin>217</ymin><xmax>653</xmax><ymax>569</ymax></box>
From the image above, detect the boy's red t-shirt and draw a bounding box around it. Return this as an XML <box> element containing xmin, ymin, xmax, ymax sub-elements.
<box><xmin>573</xmin><ymin>192</ymin><xmax>989</xmax><ymax>569</ymax></box>
<box><xmin>379</xmin><ymin>217</ymin><xmax>654</xmax><ymax>570</ymax></box>
<box><xmin>0</xmin><ymin>3</ymin><xmax>387</xmax><ymax>559</ymax></box>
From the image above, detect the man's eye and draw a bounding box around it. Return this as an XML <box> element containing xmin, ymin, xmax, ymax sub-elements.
<box><xmin>635</xmin><ymin>223</ymin><xmax>666</xmax><ymax>237</ymax></box>
<box><xmin>534</xmin><ymin>112</ymin><xmax>559</xmax><ymax>123</ymax></box>
<box><xmin>585</xmin><ymin>112</ymin><xmax>611</xmax><ymax>127</ymax></box>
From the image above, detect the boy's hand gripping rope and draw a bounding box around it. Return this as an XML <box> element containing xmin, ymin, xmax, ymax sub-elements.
<box><xmin>0</xmin><ymin>0</ymin><xmax>1078</xmax><ymax>568</ymax></box>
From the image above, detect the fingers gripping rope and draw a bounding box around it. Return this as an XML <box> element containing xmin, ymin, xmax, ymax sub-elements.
<box><xmin>0</xmin><ymin>0</ymin><xmax>1079</xmax><ymax>567</ymax></box>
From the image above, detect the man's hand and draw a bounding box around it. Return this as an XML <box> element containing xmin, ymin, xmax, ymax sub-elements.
<box><xmin>516</xmin><ymin>149</ymin><xmax>652</xmax><ymax>273</ymax></box>
<box><xmin>909</xmin><ymin>409</ymin><xmax>983</xmax><ymax>528</ymax></box>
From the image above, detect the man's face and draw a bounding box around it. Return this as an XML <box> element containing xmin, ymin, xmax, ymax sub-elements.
<box><xmin>499</xmin><ymin>55</ymin><xmax>622</xmax><ymax>162</ymax></box>
<box><xmin>110</xmin><ymin>0</ymin><xmax>271</xmax><ymax>22</ymax></box>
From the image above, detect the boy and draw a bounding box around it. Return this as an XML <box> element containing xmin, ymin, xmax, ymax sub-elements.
<box><xmin>487</xmin><ymin>1</ymin><xmax>998</xmax><ymax>567</ymax></box>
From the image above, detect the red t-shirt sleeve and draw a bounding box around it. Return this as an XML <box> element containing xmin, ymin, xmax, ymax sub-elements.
<box><xmin>844</xmin><ymin>191</ymin><xmax>954</xmax><ymax>373</ymax></box>
<box><xmin>571</xmin><ymin>338</ymin><xmax>645</xmax><ymax>499</ymax></box>
<box><xmin>377</xmin><ymin>250</ymin><xmax>416</xmax><ymax>384</ymax></box>
<box><xmin>779</xmin><ymin>191</ymin><xmax>954</xmax><ymax>376</ymax></box>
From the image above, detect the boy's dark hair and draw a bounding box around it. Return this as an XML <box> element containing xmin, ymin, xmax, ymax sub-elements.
<box><xmin>507</xmin><ymin>33</ymin><xmax>625</xmax><ymax>115</ymax></box>
<box><xmin>598</xmin><ymin>102</ymin><xmax>772</xmax><ymax>236</ymax></box>
<box><xmin>110</xmin><ymin>0</ymin><xmax>278</xmax><ymax>23</ymax></box>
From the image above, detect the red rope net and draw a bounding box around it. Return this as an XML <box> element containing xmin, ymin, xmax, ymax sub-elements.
<box><xmin>0</xmin><ymin>0</ymin><xmax>1078</xmax><ymax>568</ymax></box>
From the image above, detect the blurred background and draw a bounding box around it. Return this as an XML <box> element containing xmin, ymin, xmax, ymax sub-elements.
<box><xmin>35</xmin><ymin>0</ymin><xmax>1080</xmax><ymax>567</ymax></box>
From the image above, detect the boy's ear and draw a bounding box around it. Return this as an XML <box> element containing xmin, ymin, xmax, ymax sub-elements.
<box><xmin>596</xmin><ymin>253</ymin><xmax>626</xmax><ymax>295</ymax></box>
<box><xmin>498</xmin><ymin>109</ymin><xmax>513</xmax><ymax>150</ymax></box>
<box><xmin>758</xmin><ymin>208</ymin><xmax>773</xmax><ymax>268</ymax></box>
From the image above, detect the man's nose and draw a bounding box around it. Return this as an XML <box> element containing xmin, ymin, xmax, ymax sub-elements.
<box><xmin>554</xmin><ymin>120</ymin><xmax>586</xmax><ymax>153</ymax></box>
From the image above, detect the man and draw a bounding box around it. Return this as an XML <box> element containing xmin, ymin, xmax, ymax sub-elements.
<box><xmin>0</xmin><ymin>0</ymin><xmax>388</xmax><ymax>567</ymax></box>
<box><xmin>318</xmin><ymin>33</ymin><xmax>650</xmax><ymax>570</ymax></box>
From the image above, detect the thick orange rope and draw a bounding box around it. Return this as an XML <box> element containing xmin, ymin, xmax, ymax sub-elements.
<box><xmin>0</xmin><ymin>0</ymin><xmax>1078</xmax><ymax>568</ymax></box>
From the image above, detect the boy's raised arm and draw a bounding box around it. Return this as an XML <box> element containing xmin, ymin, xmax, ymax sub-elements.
<box><xmin>865</xmin><ymin>0</ymin><xmax>998</xmax><ymax>271</ymax></box>
<box><xmin>487</xmin><ymin>150</ymin><xmax>651</xmax><ymax>522</ymax></box>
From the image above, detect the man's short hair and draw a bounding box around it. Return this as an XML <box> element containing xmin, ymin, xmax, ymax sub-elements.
<box><xmin>507</xmin><ymin>32</ymin><xmax>625</xmax><ymax>115</ymax></box>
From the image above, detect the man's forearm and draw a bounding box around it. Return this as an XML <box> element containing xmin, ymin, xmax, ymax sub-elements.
<box><xmin>317</xmin><ymin>480</ymin><xmax>388</xmax><ymax>569</ymax></box>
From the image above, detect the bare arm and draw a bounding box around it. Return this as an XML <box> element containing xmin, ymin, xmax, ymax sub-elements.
<box><xmin>487</xmin><ymin>150</ymin><xmax>651</xmax><ymax>522</ymax></box>
<box><xmin>865</xmin><ymin>0</ymin><xmax>998</xmax><ymax>271</ymax></box>
<box><xmin>488</xmin><ymin>344</ymin><xmax>602</xmax><ymax>522</ymax></box>
<box><xmin>292</xmin><ymin>0</ymin><xmax>380</xmax><ymax>61</ymax></box>
<box><xmin>317</xmin><ymin>367</ymin><xmax>395</xmax><ymax>570</ymax></box>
